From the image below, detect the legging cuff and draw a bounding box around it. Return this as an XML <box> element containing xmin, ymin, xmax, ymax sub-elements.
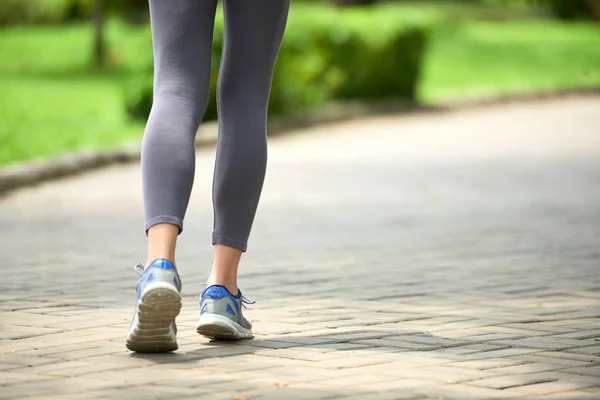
<box><xmin>146</xmin><ymin>216</ymin><xmax>183</xmax><ymax>235</ymax></box>
<box><xmin>212</xmin><ymin>234</ymin><xmax>247</xmax><ymax>252</ymax></box>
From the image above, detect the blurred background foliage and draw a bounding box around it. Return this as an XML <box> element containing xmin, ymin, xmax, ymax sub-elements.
<box><xmin>1</xmin><ymin>0</ymin><xmax>599</xmax><ymax>165</ymax></box>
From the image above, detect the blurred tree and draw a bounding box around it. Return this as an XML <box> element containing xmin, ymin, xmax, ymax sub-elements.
<box><xmin>93</xmin><ymin>0</ymin><xmax>105</xmax><ymax>68</ymax></box>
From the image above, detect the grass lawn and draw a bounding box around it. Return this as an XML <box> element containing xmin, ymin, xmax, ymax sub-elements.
<box><xmin>0</xmin><ymin>21</ymin><xmax>151</xmax><ymax>166</ymax></box>
<box><xmin>420</xmin><ymin>21</ymin><xmax>600</xmax><ymax>102</ymax></box>
<box><xmin>1</xmin><ymin>2</ymin><xmax>600</xmax><ymax>166</ymax></box>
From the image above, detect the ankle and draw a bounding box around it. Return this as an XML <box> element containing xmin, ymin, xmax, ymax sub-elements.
<box><xmin>146</xmin><ymin>223</ymin><xmax>179</xmax><ymax>270</ymax></box>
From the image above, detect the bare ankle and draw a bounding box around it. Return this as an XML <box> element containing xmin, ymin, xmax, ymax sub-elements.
<box><xmin>146</xmin><ymin>223</ymin><xmax>179</xmax><ymax>270</ymax></box>
<box><xmin>208</xmin><ymin>244</ymin><xmax>242</xmax><ymax>295</ymax></box>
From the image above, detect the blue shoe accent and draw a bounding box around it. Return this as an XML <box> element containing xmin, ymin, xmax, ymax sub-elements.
<box><xmin>226</xmin><ymin>304</ymin><xmax>235</xmax><ymax>316</ymax></box>
<box><xmin>148</xmin><ymin>259</ymin><xmax>177</xmax><ymax>270</ymax></box>
<box><xmin>137</xmin><ymin>259</ymin><xmax>181</xmax><ymax>294</ymax></box>
<box><xmin>201</xmin><ymin>303</ymin><xmax>208</xmax><ymax>314</ymax></box>
<box><xmin>201</xmin><ymin>285</ymin><xmax>241</xmax><ymax>318</ymax></box>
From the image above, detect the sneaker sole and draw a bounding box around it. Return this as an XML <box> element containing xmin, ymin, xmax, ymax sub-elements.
<box><xmin>196</xmin><ymin>314</ymin><xmax>253</xmax><ymax>340</ymax></box>
<box><xmin>126</xmin><ymin>282</ymin><xmax>181</xmax><ymax>353</ymax></box>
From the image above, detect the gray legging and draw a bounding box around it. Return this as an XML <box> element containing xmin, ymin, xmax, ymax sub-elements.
<box><xmin>141</xmin><ymin>0</ymin><xmax>290</xmax><ymax>252</ymax></box>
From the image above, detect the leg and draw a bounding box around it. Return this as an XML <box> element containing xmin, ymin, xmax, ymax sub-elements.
<box><xmin>127</xmin><ymin>0</ymin><xmax>217</xmax><ymax>353</ymax></box>
<box><xmin>207</xmin><ymin>0</ymin><xmax>290</xmax><ymax>294</ymax></box>
<box><xmin>142</xmin><ymin>0</ymin><xmax>218</xmax><ymax>268</ymax></box>
<box><xmin>197</xmin><ymin>0</ymin><xmax>289</xmax><ymax>340</ymax></box>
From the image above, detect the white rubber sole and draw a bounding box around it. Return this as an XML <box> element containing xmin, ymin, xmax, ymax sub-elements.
<box><xmin>196</xmin><ymin>314</ymin><xmax>253</xmax><ymax>340</ymax></box>
<box><xmin>126</xmin><ymin>282</ymin><xmax>181</xmax><ymax>353</ymax></box>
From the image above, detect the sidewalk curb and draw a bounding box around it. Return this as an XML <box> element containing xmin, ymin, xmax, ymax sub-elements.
<box><xmin>1</xmin><ymin>88</ymin><xmax>599</xmax><ymax>194</ymax></box>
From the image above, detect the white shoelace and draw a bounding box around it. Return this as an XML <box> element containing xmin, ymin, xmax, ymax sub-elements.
<box><xmin>134</xmin><ymin>263</ymin><xmax>145</xmax><ymax>277</ymax></box>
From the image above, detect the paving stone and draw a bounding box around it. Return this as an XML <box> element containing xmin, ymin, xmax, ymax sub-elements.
<box><xmin>527</xmin><ymin>371</ymin><xmax>600</xmax><ymax>387</ymax></box>
<box><xmin>488</xmin><ymin>337</ymin><xmax>596</xmax><ymax>351</ymax></box>
<box><xmin>568</xmin><ymin>346</ymin><xmax>600</xmax><ymax>356</ymax></box>
<box><xmin>383</xmin><ymin>365</ymin><xmax>495</xmax><ymax>384</ymax></box>
<box><xmin>560</xmin><ymin>365</ymin><xmax>600</xmax><ymax>377</ymax></box>
<box><xmin>529</xmin><ymin>351</ymin><xmax>600</xmax><ymax>363</ymax></box>
<box><xmin>337</xmin><ymin>392</ymin><xmax>425</xmax><ymax>400</ymax></box>
<box><xmin>484</xmin><ymin>362</ymin><xmax>565</xmax><ymax>375</ymax></box>
<box><xmin>353</xmin><ymin>338</ymin><xmax>441</xmax><ymax>351</ymax></box>
<box><xmin>526</xmin><ymin>391</ymin><xmax>600</xmax><ymax>400</ymax></box>
<box><xmin>445</xmin><ymin>347</ymin><xmax>540</xmax><ymax>360</ymax></box>
<box><xmin>436</xmin><ymin>344</ymin><xmax>510</xmax><ymax>355</ymax></box>
<box><xmin>466</xmin><ymin>374</ymin><xmax>558</xmax><ymax>390</ymax></box>
<box><xmin>506</xmin><ymin>379</ymin><xmax>596</xmax><ymax>396</ymax></box>
<box><xmin>448</xmin><ymin>358</ymin><xmax>531</xmax><ymax>371</ymax></box>
<box><xmin>413</xmin><ymin>384</ymin><xmax>527</xmax><ymax>399</ymax></box>
<box><xmin>513</xmin><ymin>354</ymin><xmax>597</xmax><ymax>367</ymax></box>
<box><xmin>551</xmin><ymin>330</ymin><xmax>600</xmax><ymax>340</ymax></box>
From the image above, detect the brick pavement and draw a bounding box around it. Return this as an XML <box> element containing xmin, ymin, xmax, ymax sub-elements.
<box><xmin>1</xmin><ymin>97</ymin><xmax>599</xmax><ymax>399</ymax></box>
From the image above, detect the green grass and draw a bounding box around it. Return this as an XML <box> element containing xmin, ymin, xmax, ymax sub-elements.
<box><xmin>1</xmin><ymin>2</ymin><xmax>600</xmax><ymax>166</ymax></box>
<box><xmin>421</xmin><ymin>21</ymin><xmax>600</xmax><ymax>102</ymax></box>
<box><xmin>0</xmin><ymin>22</ymin><xmax>148</xmax><ymax>166</ymax></box>
<box><xmin>0</xmin><ymin>76</ymin><xmax>143</xmax><ymax>164</ymax></box>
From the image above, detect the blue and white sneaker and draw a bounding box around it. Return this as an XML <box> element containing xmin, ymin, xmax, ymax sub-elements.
<box><xmin>196</xmin><ymin>285</ymin><xmax>254</xmax><ymax>340</ymax></box>
<box><xmin>126</xmin><ymin>259</ymin><xmax>182</xmax><ymax>353</ymax></box>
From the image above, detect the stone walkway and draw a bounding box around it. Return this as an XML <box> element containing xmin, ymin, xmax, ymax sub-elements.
<box><xmin>1</xmin><ymin>97</ymin><xmax>599</xmax><ymax>399</ymax></box>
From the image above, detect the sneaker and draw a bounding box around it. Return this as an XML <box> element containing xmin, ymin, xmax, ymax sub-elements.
<box><xmin>196</xmin><ymin>285</ymin><xmax>254</xmax><ymax>340</ymax></box>
<box><xmin>126</xmin><ymin>259</ymin><xmax>182</xmax><ymax>353</ymax></box>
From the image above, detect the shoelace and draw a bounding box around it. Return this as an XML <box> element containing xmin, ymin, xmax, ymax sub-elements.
<box><xmin>134</xmin><ymin>263</ymin><xmax>145</xmax><ymax>277</ymax></box>
<box><xmin>241</xmin><ymin>295</ymin><xmax>256</xmax><ymax>309</ymax></box>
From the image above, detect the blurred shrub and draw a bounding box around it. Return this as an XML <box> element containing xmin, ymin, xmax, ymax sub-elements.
<box><xmin>106</xmin><ymin>0</ymin><xmax>149</xmax><ymax>24</ymax></box>
<box><xmin>0</xmin><ymin>0</ymin><xmax>70</xmax><ymax>26</ymax></box>
<box><xmin>548</xmin><ymin>0</ymin><xmax>600</xmax><ymax>20</ymax></box>
<box><xmin>124</xmin><ymin>6</ymin><xmax>428</xmax><ymax>121</ymax></box>
<box><xmin>123</xmin><ymin>74</ymin><xmax>153</xmax><ymax>121</ymax></box>
<box><xmin>62</xmin><ymin>0</ymin><xmax>92</xmax><ymax>21</ymax></box>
